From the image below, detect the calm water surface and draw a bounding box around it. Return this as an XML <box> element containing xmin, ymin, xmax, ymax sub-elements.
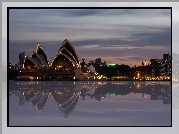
<box><xmin>9</xmin><ymin>81</ymin><xmax>171</xmax><ymax>126</ymax></box>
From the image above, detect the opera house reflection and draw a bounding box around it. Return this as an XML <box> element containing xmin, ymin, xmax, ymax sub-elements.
<box><xmin>9</xmin><ymin>81</ymin><xmax>171</xmax><ymax>118</ymax></box>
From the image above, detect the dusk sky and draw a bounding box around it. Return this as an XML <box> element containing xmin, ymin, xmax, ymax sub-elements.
<box><xmin>9</xmin><ymin>8</ymin><xmax>171</xmax><ymax>66</ymax></box>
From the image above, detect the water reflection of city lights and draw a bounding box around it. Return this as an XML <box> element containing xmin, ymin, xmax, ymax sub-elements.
<box><xmin>9</xmin><ymin>81</ymin><xmax>171</xmax><ymax>118</ymax></box>
<box><xmin>136</xmin><ymin>83</ymin><xmax>142</xmax><ymax>89</ymax></box>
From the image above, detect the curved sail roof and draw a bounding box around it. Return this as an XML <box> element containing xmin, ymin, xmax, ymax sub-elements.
<box><xmin>52</xmin><ymin>52</ymin><xmax>77</xmax><ymax>67</ymax></box>
<box><xmin>24</xmin><ymin>45</ymin><xmax>49</xmax><ymax>69</ymax></box>
<box><xmin>36</xmin><ymin>44</ymin><xmax>49</xmax><ymax>68</ymax></box>
<box><xmin>23</xmin><ymin>39</ymin><xmax>80</xmax><ymax>70</ymax></box>
<box><xmin>25</xmin><ymin>56</ymin><xmax>43</xmax><ymax>69</ymax></box>
<box><xmin>61</xmin><ymin>39</ymin><xmax>80</xmax><ymax>64</ymax></box>
<box><xmin>38</xmin><ymin>54</ymin><xmax>48</xmax><ymax>68</ymax></box>
<box><xmin>31</xmin><ymin>51</ymin><xmax>48</xmax><ymax>69</ymax></box>
<box><xmin>52</xmin><ymin>39</ymin><xmax>81</xmax><ymax>68</ymax></box>
<box><xmin>31</xmin><ymin>51</ymin><xmax>44</xmax><ymax>65</ymax></box>
<box><xmin>59</xmin><ymin>47</ymin><xmax>79</xmax><ymax>65</ymax></box>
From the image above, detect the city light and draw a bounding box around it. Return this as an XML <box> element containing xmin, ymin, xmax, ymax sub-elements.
<box><xmin>110</xmin><ymin>93</ymin><xmax>115</xmax><ymax>96</ymax></box>
<box><xmin>109</xmin><ymin>64</ymin><xmax>115</xmax><ymax>67</ymax></box>
<box><xmin>9</xmin><ymin>39</ymin><xmax>172</xmax><ymax>81</ymax></box>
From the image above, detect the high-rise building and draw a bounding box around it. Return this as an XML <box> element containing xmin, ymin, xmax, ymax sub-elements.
<box><xmin>150</xmin><ymin>59</ymin><xmax>163</xmax><ymax>76</ymax></box>
<box><xmin>95</xmin><ymin>58</ymin><xmax>101</xmax><ymax>66</ymax></box>
<box><xmin>163</xmin><ymin>53</ymin><xmax>171</xmax><ymax>62</ymax></box>
<box><xmin>19</xmin><ymin>51</ymin><xmax>25</xmax><ymax>69</ymax></box>
<box><xmin>14</xmin><ymin>64</ymin><xmax>18</xmax><ymax>70</ymax></box>
<box><xmin>163</xmin><ymin>53</ymin><xmax>171</xmax><ymax>76</ymax></box>
<box><xmin>95</xmin><ymin>58</ymin><xmax>106</xmax><ymax>67</ymax></box>
<box><xmin>150</xmin><ymin>53</ymin><xmax>171</xmax><ymax>78</ymax></box>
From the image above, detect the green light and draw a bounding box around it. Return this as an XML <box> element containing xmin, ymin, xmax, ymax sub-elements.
<box><xmin>101</xmin><ymin>60</ymin><xmax>105</xmax><ymax>63</ymax></box>
<box><xmin>110</xmin><ymin>93</ymin><xmax>115</xmax><ymax>96</ymax></box>
<box><xmin>109</xmin><ymin>64</ymin><xmax>116</xmax><ymax>67</ymax></box>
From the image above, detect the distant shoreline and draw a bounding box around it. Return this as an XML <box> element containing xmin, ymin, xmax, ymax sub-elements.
<box><xmin>9</xmin><ymin>79</ymin><xmax>171</xmax><ymax>82</ymax></box>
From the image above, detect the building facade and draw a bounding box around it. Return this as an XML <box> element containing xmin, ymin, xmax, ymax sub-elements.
<box><xmin>19</xmin><ymin>51</ymin><xmax>25</xmax><ymax>69</ymax></box>
<box><xmin>150</xmin><ymin>53</ymin><xmax>171</xmax><ymax>79</ymax></box>
<box><xmin>17</xmin><ymin>39</ymin><xmax>82</xmax><ymax>80</ymax></box>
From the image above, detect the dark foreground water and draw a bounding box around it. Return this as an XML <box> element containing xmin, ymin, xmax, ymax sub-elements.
<box><xmin>9</xmin><ymin>81</ymin><xmax>171</xmax><ymax>126</ymax></box>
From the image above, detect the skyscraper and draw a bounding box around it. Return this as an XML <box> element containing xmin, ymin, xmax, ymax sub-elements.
<box><xmin>19</xmin><ymin>51</ymin><xmax>25</xmax><ymax>69</ymax></box>
<box><xmin>95</xmin><ymin>58</ymin><xmax>101</xmax><ymax>66</ymax></box>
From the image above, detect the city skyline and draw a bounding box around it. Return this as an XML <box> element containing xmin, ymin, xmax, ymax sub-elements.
<box><xmin>9</xmin><ymin>8</ymin><xmax>171</xmax><ymax>66</ymax></box>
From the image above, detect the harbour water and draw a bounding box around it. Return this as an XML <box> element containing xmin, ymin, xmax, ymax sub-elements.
<box><xmin>8</xmin><ymin>81</ymin><xmax>171</xmax><ymax>126</ymax></box>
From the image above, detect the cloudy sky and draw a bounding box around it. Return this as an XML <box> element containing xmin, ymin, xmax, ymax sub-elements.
<box><xmin>9</xmin><ymin>8</ymin><xmax>171</xmax><ymax>66</ymax></box>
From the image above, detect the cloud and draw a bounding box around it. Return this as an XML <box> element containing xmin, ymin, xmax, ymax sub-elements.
<box><xmin>57</xmin><ymin>9</ymin><xmax>170</xmax><ymax>18</ymax></box>
<box><xmin>8</xmin><ymin>9</ymin><xmax>171</xmax><ymax>66</ymax></box>
<box><xmin>115</xmin><ymin>56</ymin><xmax>145</xmax><ymax>61</ymax></box>
<box><xmin>131</xmin><ymin>27</ymin><xmax>171</xmax><ymax>46</ymax></box>
<box><xmin>9</xmin><ymin>36</ymin><xmax>170</xmax><ymax>66</ymax></box>
<box><xmin>24</xmin><ymin>9</ymin><xmax>170</xmax><ymax>18</ymax></box>
<box><xmin>57</xmin><ymin>9</ymin><xmax>106</xmax><ymax>17</ymax></box>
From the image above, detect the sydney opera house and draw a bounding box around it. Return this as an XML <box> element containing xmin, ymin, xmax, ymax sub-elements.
<box><xmin>17</xmin><ymin>39</ymin><xmax>97</xmax><ymax>80</ymax></box>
